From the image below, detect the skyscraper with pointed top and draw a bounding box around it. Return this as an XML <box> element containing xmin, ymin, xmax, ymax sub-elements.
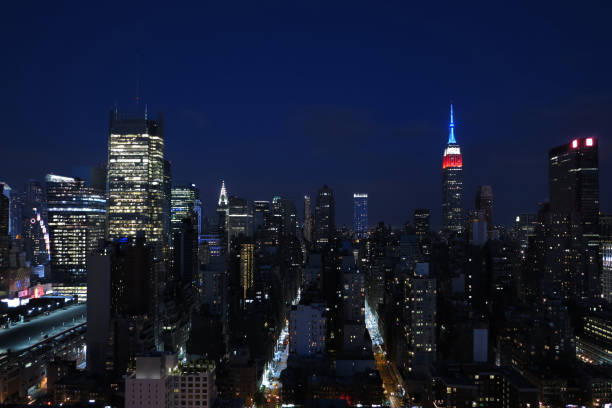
<box><xmin>442</xmin><ymin>104</ymin><xmax>464</xmax><ymax>233</ymax></box>
<box><xmin>216</xmin><ymin>180</ymin><xmax>229</xmax><ymax>249</ymax></box>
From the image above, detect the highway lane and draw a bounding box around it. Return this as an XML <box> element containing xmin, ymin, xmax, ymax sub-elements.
<box><xmin>0</xmin><ymin>303</ymin><xmax>87</xmax><ymax>353</ymax></box>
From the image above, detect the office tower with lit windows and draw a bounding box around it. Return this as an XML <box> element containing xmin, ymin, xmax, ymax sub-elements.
<box><xmin>414</xmin><ymin>209</ymin><xmax>430</xmax><ymax>238</ymax></box>
<box><xmin>475</xmin><ymin>185</ymin><xmax>493</xmax><ymax>230</ymax></box>
<box><xmin>548</xmin><ymin>137</ymin><xmax>600</xmax><ymax>300</ymax></box>
<box><xmin>46</xmin><ymin>174</ymin><xmax>106</xmax><ymax>283</ymax></box>
<box><xmin>107</xmin><ymin>110</ymin><xmax>165</xmax><ymax>246</ymax></box>
<box><xmin>353</xmin><ymin>193</ymin><xmax>368</xmax><ymax>240</ymax></box>
<box><xmin>441</xmin><ymin>104</ymin><xmax>463</xmax><ymax>234</ymax></box>
<box><xmin>171</xmin><ymin>182</ymin><xmax>199</xmax><ymax>235</ymax></box>
<box><xmin>313</xmin><ymin>185</ymin><xmax>335</xmax><ymax>250</ymax></box>
<box><xmin>303</xmin><ymin>195</ymin><xmax>312</xmax><ymax>243</ymax></box>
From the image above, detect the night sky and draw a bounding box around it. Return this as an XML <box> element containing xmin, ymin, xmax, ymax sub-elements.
<box><xmin>2</xmin><ymin>2</ymin><xmax>611</xmax><ymax>228</ymax></box>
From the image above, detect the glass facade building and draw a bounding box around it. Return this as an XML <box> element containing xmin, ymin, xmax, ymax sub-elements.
<box><xmin>46</xmin><ymin>174</ymin><xmax>106</xmax><ymax>283</ymax></box>
<box><xmin>107</xmin><ymin>111</ymin><xmax>165</xmax><ymax>246</ymax></box>
<box><xmin>171</xmin><ymin>182</ymin><xmax>199</xmax><ymax>236</ymax></box>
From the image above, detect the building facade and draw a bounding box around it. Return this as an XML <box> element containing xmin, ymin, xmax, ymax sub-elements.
<box><xmin>353</xmin><ymin>193</ymin><xmax>368</xmax><ymax>240</ymax></box>
<box><xmin>313</xmin><ymin>185</ymin><xmax>335</xmax><ymax>250</ymax></box>
<box><xmin>548</xmin><ymin>137</ymin><xmax>600</xmax><ymax>300</ymax></box>
<box><xmin>46</xmin><ymin>174</ymin><xmax>106</xmax><ymax>283</ymax></box>
<box><xmin>107</xmin><ymin>111</ymin><xmax>165</xmax><ymax>246</ymax></box>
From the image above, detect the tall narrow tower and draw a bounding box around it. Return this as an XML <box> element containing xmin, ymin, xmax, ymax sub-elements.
<box><xmin>441</xmin><ymin>104</ymin><xmax>464</xmax><ymax>233</ymax></box>
<box><xmin>216</xmin><ymin>180</ymin><xmax>229</xmax><ymax>244</ymax></box>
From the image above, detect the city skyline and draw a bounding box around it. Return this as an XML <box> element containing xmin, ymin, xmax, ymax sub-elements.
<box><xmin>3</xmin><ymin>3</ymin><xmax>612</xmax><ymax>406</ymax></box>
<box><xmin>2</xmin><ymin>3</ymin><xmax>611</xmax><ymax>228</ymax></box>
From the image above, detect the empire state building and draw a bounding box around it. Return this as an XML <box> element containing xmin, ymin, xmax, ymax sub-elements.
<box><xmin>442</xmin><ymin>104</ymin><xmax>464</xmax><ymax>233</ymax></box>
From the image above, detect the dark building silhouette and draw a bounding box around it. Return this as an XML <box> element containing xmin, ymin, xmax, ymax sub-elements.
<box><xmin>414</xmin><ymin>209</ymin><xmax>430</xmax><ymax>238</ymax></box>
<box><xmin>548</xmin><ymin>137</ymin><xmax>600</xmax><ymax>300</ymax></box>
<box><xmin>475</xmin><ymin>185</ymin><xmax>493</xmax><ymax>230</ymax></box>
<box><xmin>313</xmin><ymin>185</ymin><xmax>335</xmax><ymax>250</ymax></box>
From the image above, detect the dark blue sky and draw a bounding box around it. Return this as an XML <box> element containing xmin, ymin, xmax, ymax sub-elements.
<box><xmin>2</xmin><ymin>1</ymin><xmax>611</xmax><ymax>227</ymax></box>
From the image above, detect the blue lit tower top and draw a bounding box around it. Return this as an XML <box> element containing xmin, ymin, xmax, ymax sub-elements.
<box><xmin>448</xmin><ymin>103</ymin><xmax>456</xmax><ymax>144</ymax></box>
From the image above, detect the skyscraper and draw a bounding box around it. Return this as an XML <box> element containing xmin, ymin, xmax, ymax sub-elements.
<box><xmin>46</xmin><ymin>174</ymin><xmax>106</xmax><ymax>283</ymax></box>
<box><xmin>475</xmin><ymin>185</ymin><xmax>493</xmax><ymax>230</ymax></box>
<box><xmin>303</xmin><ymin>195</ymin><xmax>312</xmax><ymax>243</ymax></box>
<box><xmin>0</xmin><ymin>183</ymin><xmax>9</xmax><ymax>268</ymax></box>
<box><xmin>240</xmin><ymin>243</ymin><xmax>254</xmax><ymax>304</ymax></box>
<box><xmin>514</xmin><ymin>213</ymin><xmax>537</xmax><ymax>260</ymax></box>
<box><xmin>441</xmin><ymin>104</ymin><xmax>463</xmax><ymax>234</ymax></box>
<box><xmin>549</xmin><ymin>137</ymin><xmax>599</xmax><ymax>236</ymax></box>
<box><xmin>414</xmin><ymin>209</ymin><xmax>430</xmax><ymax>238</ymax></box>
<box><xmin>227</xmin><ymin>196</ymin><xmax>253</xmax><ymax>248</ymax></box>
<box><xmin>107</xmin><ymin>110</ymin><xmax>165</xmax><ymax>246</ymax></box>
<box><xmin>22</xmin><ymin>179</ymin><xmax>49</xmax><ymax>266</ymax></box>
<box><xmin>253</xmin><ymin>200</ymin><xmax>271</xmax><ymax>232</ymax></box>
<box><xmin>548</xmin><ymin>137</ymin><xmax>600</xmax><ymax>300</ymax></box>
<box><xmin>271</xmin><ymin>196</ymin><xmax>298</xmax><ymax>241</ymax></box>
<box><xmin>171</xmin><ymin>182</ymin><xmax>199</xmax><ymax>236</ymax></box>
<box><xmin>353</xmin><ymin>193</ymin><xmax>368</xmax><ymax>240</ymax></box>
<box><xmin>216</xmin><ymin>180</ymin><xmax>229</xmax><ymax>239</ymax></box>
<box><xmin>313</xmin><ymin>185</ymin><xmax>335</xmax><ymax>250</ymax></box>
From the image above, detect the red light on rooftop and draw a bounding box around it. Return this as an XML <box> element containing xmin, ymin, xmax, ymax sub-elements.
<box><xmin>572</xmin><ymin>139</ymin><xmax>578</xmax><ymax>149</ymax></box>
<box><xmin>586</xmin><ymin>138</ymin><xmax>594</xmax><ymax>147</ymax></box>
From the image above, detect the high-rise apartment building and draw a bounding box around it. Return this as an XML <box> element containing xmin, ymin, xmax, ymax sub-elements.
<box><xmin>46</xmin><ymin>174</ymin><xmax>106</xmax><ymax>283</ymax></box>
<box><xmin>441</xmin><ymin>104</ymin><xmax>463</xmax><ymax>234</ymax></box>
<box><xmin>313</xmin><ymin>185</ymin><xmax>335</xmax><ymax>250</ymax></box>
<box><xmin>353</xmin><ymin>193</ymin><xmax>368</xmax><ymax>240</ymax></box>
<box><xmin>408</xmin><ymin>263</ymin><xmax>437</xmax><ymax>369</ymax></box>
<box><xmin>107</xmin><ymin>110</ymin><xmax>165</xmax><ymax>246</ymax></box>
<box><xmin>289</xmin><ymin>303</ymin><xmax>326</xmax><ymax>357</ymax></box>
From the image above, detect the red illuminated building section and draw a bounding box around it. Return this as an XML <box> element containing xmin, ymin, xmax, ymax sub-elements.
<box><xmin>442</xmin><ymin>145</ymin><xmax>463</xmax><ymax>169</ymax></box>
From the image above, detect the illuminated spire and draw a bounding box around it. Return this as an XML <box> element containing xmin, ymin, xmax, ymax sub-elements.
<box><xmin>448</xmin><ymin>103</ymin><xmax>456</xmax><ymax>144</ymax></box>
<box><xmin>218</xmin><ymin>180</ymin><xmax>228</xmax><ymax>207</ymax></box>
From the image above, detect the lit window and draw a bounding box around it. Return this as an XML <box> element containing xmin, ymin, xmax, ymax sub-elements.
<box><xmin>586</xmin><ymin>138</ymin><xmax>594</xmax><ymax>146</ymax></box>
<box><xmin>572</xmin><ymin>139</ymin><xmax>578</xmax><ymax>148</ymax></box>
